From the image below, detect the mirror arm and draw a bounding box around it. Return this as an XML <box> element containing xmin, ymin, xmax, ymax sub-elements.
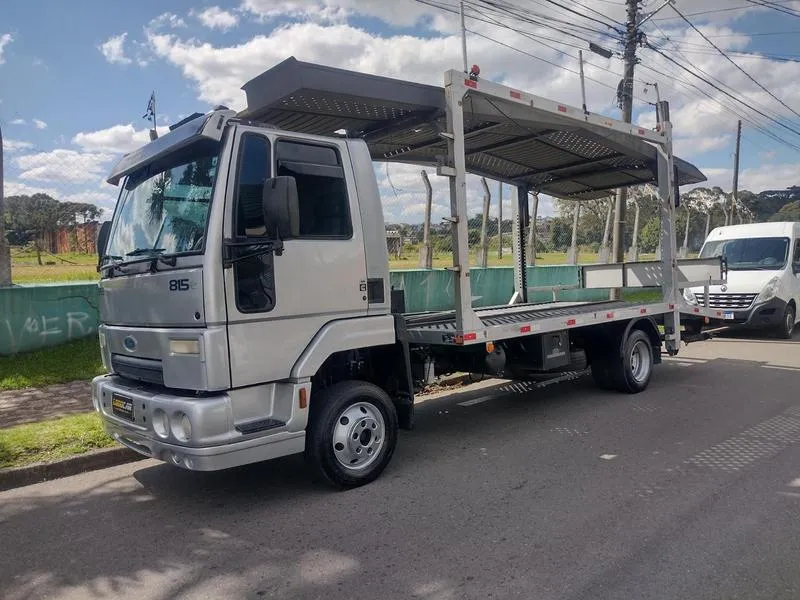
<box><xmin>223</xmin><ymin>237</ymin><xmax>284</xmax><ymax>267</ymax></box>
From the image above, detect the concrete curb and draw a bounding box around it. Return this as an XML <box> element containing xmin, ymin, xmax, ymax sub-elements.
<box><xmin>0</xmin><ymin>446</ymin><xmax>146</xmax><ymax>492</ymax></box>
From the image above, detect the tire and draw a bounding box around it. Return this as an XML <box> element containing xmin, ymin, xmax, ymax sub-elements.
<box><xmin>612</xmin><ymin>329</ymin><xmax>654</xmax><ymax>394</ymax></box>
<box><xmin>590</xmin><ymin>357</ymin><xmax>616</xmax><ymax>390</ymax></box>
<box><xmin>306</xmin><ymin>381</ymin><xmax>398</xmax><ymax>489</ymax></box>
<box><xmin>776</xmin><ymin>304</ymin><xmax>796</xmax><ymax>340</ymax></box>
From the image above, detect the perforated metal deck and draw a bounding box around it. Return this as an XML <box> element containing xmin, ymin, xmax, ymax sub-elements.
<box><xmin>402</xmin><ymin>300</ymin><xmax>671</xmax><ymax>345</ymax></box>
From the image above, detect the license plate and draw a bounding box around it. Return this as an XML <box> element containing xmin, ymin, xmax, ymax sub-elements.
<box><xmin>724</xmin><ymin>312</ymin><xmax>735</xmax><ymax>320</ymax></box>
<box><xmin>111</xmin><ymin>394</ymin><xmax>135</xmax><ymax>421</ymax></box>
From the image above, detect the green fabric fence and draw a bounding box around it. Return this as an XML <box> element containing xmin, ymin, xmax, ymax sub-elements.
<box><xmin>1</xmin><ymin>266</ymin><xmax>657</xmax><ymax>354</ymax></box>
<box><xmin>0</xmin><ymin>282</ymin><xmax>100</xmax><ymax>355</ymax></box>
<box><xmin>390</xmin><ymin>265</ymin><xmax>614</xmax><ymax>313</ymax></box>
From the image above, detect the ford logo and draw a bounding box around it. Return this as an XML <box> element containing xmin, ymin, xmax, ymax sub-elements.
<box><xmin>123</xmin><ymin>336</ymin><xmax>137</xmax><ymax>352</ymax></box>
<box><xmin>720</xmin><ymin>284</ymin><xmax>728</xmax><ymax>292</ymax></box>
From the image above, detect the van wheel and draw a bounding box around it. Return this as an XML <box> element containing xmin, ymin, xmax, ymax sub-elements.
<box><xmin>306</xmin><ymin>381</ymin><xmax>398</xmax><ymax>489</ymax></box>
<box><xmin>777</xmin><ymin>304</ymin><xmax>796</xmax><ymax>340</ymax></box>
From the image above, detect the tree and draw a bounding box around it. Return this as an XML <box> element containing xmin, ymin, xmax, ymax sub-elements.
<box><xmin>3</xmin><ymin>194</ymin><xmax>102</xmax><ymax>263</ymax></box>
<box><xmin>770</xmin><ymin>200</ymin><xmax>800</xmax><ymax>222</ymax></box>
<box><xmin>639</xmin><ymin>217</ymin><xmax>661</xmax><ymax>253</ymax></box>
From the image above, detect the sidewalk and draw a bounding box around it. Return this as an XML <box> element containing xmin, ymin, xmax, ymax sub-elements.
<box><xmin>0</xmin><ymin>381</ymin><xmax>92</xmax><ymax>428</ymax></box>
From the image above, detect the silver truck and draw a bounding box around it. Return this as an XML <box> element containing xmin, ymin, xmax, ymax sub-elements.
<box><xmin>91</xmin><ymin>58</ymin><xmax>726</xmax><ymax>488</ymax></box>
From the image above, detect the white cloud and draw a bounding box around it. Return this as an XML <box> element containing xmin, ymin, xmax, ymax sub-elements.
<box><xmin>0</xmin><ymin>33</ymin><xmax>12</xmax><ymax>65</ymax></box>
<box><xmin>144</xmin><ymin>18</ymin><xmax>623</xmax><ymax>112</ymax></box>
<box><xmin>698</xmin><ymin>163</ymin><xmax>800</xmax><ymax>193</ymax></box>
<box><xmin>99</xmin><ymin>33</ymin><xmax>132</xmax><ymax>65</ymax></box>
<box><xmin>148</xmin><ymin>12</ymin><xmax>187</xmax><ymax>30</ymax></box>
<box><xmin>3</xmin><ymin>139</ymin><xmax>34</xmax><ymax>152</ymax></box>
<box><xmin>14</xmin><ymin>149</ymin><xmax>115</xmax><ymax>183</ymax></box>
<box><xmin>72</xmin><ymin>123</ymin><xmax>169</xmax><ymax>153</ymax></box>
<box><xmin>10</xmin><ymin>118</ymin><xmax>25</xmax><ymax>125</ymax></box>
<box><xmin>4</xmin><ymin>181</ymin><xmax>59</xmax><ymax>198</ymax></box>
<box><xmin>33</xmin><ymin>119</ymin><xmax>47</xmax><ymax>130</ymax></box>
<box><xmin>194</xmin><ymin>6</ymin><xmax>239</xmax><ymax>31</ymax></box>
<box><xmin>4</xmin><ymin>180</ymin><xmax>116</xmax><ymax>212</ymax></box>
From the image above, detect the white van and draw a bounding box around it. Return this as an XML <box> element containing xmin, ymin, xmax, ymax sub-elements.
<box><xmin>684</xmin><ymin>221</ymin><xmax>800</xmax><ymax>338</ymax></box>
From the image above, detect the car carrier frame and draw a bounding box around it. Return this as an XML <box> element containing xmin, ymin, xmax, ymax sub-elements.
<box><xmin>92</xmin><ymin>57</ymin><xmax>727</xmax><ymax>488</ymax></box>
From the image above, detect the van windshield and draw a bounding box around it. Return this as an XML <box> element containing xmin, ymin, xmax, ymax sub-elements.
<box><xmin>699</xmin><ymin>236</ymin><xmax>790</xmax><ymax>270</ymax></box>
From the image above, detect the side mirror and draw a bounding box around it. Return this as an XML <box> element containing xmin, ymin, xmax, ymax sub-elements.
<box><xmin>262</xmin><ymin>176</ymin><xmax>300</xmax><ymax>240</ymax></box>
<box><xmin>793</xmin><ymin>262</ymin><xmax>800</xmax><ymax>275</ymax></box>
<box><xmin>96</xmin><ymin>221</ymin><xmax>111</xmax><ymax>267</ymax></box>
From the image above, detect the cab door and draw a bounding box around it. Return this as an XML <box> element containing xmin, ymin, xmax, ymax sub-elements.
<box><xmin>223</xmin><ymin>127</ymin><xmax>368</xmax><ymax>387</ymax></box>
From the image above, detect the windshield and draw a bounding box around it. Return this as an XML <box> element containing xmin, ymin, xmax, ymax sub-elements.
<box><xmin>699</xmin><ymin>236</ymin><xmax>789</xmax><ymax>270</ymax></box>
<box><xmin>105</xmin><ymin>142</ymin><xmax>220</xmax><ymax>262</ymax></box>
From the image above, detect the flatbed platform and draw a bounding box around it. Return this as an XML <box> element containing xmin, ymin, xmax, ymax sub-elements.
<box><xmin>402</xmin><ymin>300</ymin><xmax>676</xmax><ymax>345</ymax></box>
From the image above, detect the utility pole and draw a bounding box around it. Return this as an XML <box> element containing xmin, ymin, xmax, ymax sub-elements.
<box><xmin>0</xmin><ymin>124</ymin><xmax>11</xmax><ymax>287</ymax></box>
<box><xmin>611</xmin><ymin>0</ymin><xmax>641</xmax><ymax>269</ymax></box>
<box><xmin>731</xmin><ymin>119</ymin><xmax>742</xmax><ymax>225</ymax></box>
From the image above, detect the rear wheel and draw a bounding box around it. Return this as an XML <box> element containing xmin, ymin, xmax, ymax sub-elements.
<box><xmin>613</xmin><ymin>329</ymin><xmax>654</xmax><ymax>393</ymax></box>
<box><xmin>306</xmin><ymin>381</ymin><xmax>398</xmax><ymax>489</ymax></box>
<box><xmin>591</xmin><ymin>328</ymin><xmax>654</xmax><ymax>394</ymax></box>
<box><xmin>776</xmin><ymin>304</ymin><xmax>796</xmax><ymax>340</ymax></box>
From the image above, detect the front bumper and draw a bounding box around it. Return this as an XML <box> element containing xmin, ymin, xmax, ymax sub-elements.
<box><xmin>703</xmin><ymin>297</ymin><xmax>788</xmax><ymax>330</ymax></box>
<box><xmin>92</xmin><ymin>375</ymin><xmax>306</xmax><ymax>471</ymax></box>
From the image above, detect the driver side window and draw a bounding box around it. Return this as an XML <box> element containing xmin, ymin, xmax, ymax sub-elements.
<box><xmin>233</xmin><ymin>134</ymin><xmax>276</xmax><ymax>313</ymax></box>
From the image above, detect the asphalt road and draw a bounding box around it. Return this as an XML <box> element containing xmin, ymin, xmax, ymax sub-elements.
<box><xmin>2</xmin><ymin>331</ymin><xmax>800</xmax><ymax>600</ymax></box>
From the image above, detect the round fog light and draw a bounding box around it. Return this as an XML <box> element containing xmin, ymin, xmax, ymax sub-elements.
<box><xmin>171</xmin><ymin>412</ymin><xmax>192</xmax><ymax>442</ymax></box>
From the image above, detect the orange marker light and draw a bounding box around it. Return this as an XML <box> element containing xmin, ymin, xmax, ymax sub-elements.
<box><xmin>299</xmin><ymin>388</ymin><xmax>308</xmax><ymax>409</ymax></box>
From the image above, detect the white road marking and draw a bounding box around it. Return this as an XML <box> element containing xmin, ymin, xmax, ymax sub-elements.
<box><xmin>663</xmin><ymin>357</ymin><xmax>708</xmax><ymax>364</ymax></box>
<box><xmin>763</xmin><ymin>365</ymin><xmax>800</xmax><ymax>372</ymax></box>
<box><xmin>600</xmin><ymin>454</ymin><xmax>618</xmax><ymax>460</ymax></box>
<box><xmin>458</xmin><ymin>395</ymin><xmax>495</xmax><ymax>407</ymax></box>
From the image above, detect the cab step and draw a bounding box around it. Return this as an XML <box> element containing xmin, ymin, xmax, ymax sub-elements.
<box><xmin>235</xmin><ymin>418</ymin><xmax>286</xmax><ymax>435</ymax></box>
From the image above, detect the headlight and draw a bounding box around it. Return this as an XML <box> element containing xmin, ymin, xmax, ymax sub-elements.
<box><xmin>169</xmin><ymin>339</ymin><xmax>200</xmax><ymax>355</ymax></box>
<box><xmin>756</xmin><ymin>276</ymin><xmax>780</xmax><ymax>303</ymax></box>
<box><xmin>683</xmin><ymin>288</ymin><xmax>698</xmax><ymax>305</ymax></box>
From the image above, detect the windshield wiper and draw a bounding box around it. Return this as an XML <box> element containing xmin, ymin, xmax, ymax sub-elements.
<box><xmin>119</xmin><ymin>247</ymin><xmax>178</xmax><ymax>271</ymax></box>
<box><xmin>126</xmin><ymin>248</ymin><xmax>166</xmax><ymax>257</ymax></box>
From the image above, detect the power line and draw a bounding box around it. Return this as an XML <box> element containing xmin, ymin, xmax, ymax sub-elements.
<box><xmin>471</xmin><ymin>0</ymin><xmax>621</xmax><ymax>40</ymax></box>
<box><xmin>653</xmin><ymin>5</ymin><xmax>755</xmax><ymax>21</ymax></box>
<box><xmin>645</xmin><ymin>44</ymin><xmax>800</xmax><ymax>146</ymax></box>
<box><xmin>636</xmin><ymin>57</ymin><xmax>799</xmax><ymax>153</ymax></box>
<box><xmin>644</xmin><ymin>19</ymin><xmax>797</xmax><ymax>131</ymax></box>
<box><xmin>670</xmin><ymin>4</ymin><xmax>800</xmax><ymax>121</ymax></box>
<box><xmin>464</xmin><ymin>1</ymin><xmax>625</xmax><ymax>73</ymax></box>
<box><xmin>744</xmin><ymin>0</ymin><xmax>800</xmax><ymax>18</ymax></box>
<box><xmin>530</xmin><ymin>0</ymin><xmax>624</xmax><ymax>31</ymax></box>
<box><xmin>466</xmin><ymin>27</ymin><xmax>632</xmax><ymax>100</ymax></box>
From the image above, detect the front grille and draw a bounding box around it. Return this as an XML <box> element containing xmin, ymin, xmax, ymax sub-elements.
<box><xmin>697</xmin><ymin>293</ymin><xmax>757</xmax><ymax>310</ymax></box>
<box><xmin>111</xmin><ymin>354</ymin><xmax>164</xmax><ymax>385</ymax></box>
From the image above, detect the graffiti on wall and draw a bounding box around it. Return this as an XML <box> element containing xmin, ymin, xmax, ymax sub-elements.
<box><xmin>2</xmin><ymin>311</ymin><xmax>94</xmax><ymax>355</ymax></box>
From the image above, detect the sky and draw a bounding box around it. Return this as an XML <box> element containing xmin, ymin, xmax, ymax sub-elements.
<box><xmin>2</xmin><ymin>0</ymin><xmax>800</xmax><ymax>224</ymax></box>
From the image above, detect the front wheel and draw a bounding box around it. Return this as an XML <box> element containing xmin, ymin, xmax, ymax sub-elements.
<box><xmin>776</xmin><ymin>304</ymin><xmax>796</xmax><ymax>340</ymax></box>
<box><xmin>306</xmin><ymin>381</ymin><xmax>398</xmax><ymax>489</ymax></box>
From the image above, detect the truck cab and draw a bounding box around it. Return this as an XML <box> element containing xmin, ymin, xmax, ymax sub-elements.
<box><xmin>684</xmin><ymin>221</ymin><xmax>800</xmax><ymax>338</ymax></box>
<box><xmin>93</xmin><ymin>108</ymin><xmax>398</xmax><ymax>474</ymax></box>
